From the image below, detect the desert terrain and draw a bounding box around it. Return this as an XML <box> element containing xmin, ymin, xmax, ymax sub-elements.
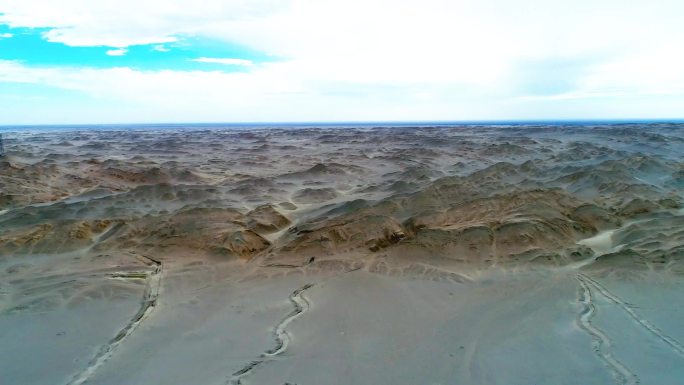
<box><xmin>1</xmin><ymin>123</ymin><xmax>684</xmax><ymax>384</ymax></box>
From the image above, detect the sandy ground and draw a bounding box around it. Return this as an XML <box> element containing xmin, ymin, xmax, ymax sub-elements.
<box><xmin>0</xmin><ymin>252</ymin><xmax>148</xmax><ymax>384</ymax></box>
<box><xmin>2</xmin><ymin>123</ymin><xmax>684</xmax><ymax>384</ymax></box>
<box><xmin>3</xmin><ymin>255</ymin><xmax>684</xmax><ymax>385</ymax></box>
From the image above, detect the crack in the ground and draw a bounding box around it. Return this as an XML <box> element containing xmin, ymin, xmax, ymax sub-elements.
<box><xmin>228</xmin><ymin>283</ymin><xmax>314</xmax><ymax>385</ymax></box>
<box><xmin>65</xmin><ymin>255</ymin><xmax>162</xmax><ymax>385</ymax></box>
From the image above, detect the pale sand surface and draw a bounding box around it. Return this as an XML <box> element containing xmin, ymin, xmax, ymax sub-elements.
<box><xmin>0</xmin><ymin>300</ymin><xmax>142</xmax><ymax>384</ymax></box>
<box><xmin>589</xmin><ymin>286</ymin><xmax>684</xmax><ymax>385</ymax></box>
<box><xmin>0</xmin><ymin>252</ymin><xmax>147</xmax><ymax>384</ymax></box>
<box><xmin>4</xmin><ymin>252</ymin><xmax>684</xmax><ymax>384</ymax></box>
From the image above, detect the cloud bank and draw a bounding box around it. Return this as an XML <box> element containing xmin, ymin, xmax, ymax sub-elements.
<box><xmin>1</xmin><ymin>0</ymin><xmax>684</xmax><ymax>123</ymax></box>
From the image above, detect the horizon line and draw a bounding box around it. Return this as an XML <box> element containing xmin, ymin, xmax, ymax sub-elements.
<box><xmin>2</xmin><ymin>118</ymin><xmax>684</xmax><ymax>129</ymax></box>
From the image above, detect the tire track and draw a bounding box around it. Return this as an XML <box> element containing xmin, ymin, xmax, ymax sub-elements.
<box><xmin>66</xmin><ymin>255</ymin><xmax>162</xmax><ymax>385</ymax></box>
<box><xmin>576</xmin><ymin>275</ymin><xmax>639</xmax><ymax>385</ymax></box>
<box><xmin>579</xmin><ymin>273</ymin><xmax>684</xmax><ymax>358</ymax></box>
<box><xmin>228</xmin><ymin>283</ymin><xmax>314</xmax><ymax>385</ymax></box>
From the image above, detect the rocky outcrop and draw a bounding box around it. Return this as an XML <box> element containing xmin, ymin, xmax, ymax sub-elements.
<box><xmin>246</xmin><ymin>205</ymin><xmax>291</xmax><ymax>234</ymax></box>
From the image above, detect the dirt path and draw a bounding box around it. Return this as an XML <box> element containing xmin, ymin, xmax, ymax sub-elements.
<box><xmin>576</xmin><ymin>275</ymin><xmax>639</xmax><ymax>385</ymax></box>
<box><xmin>580</xmin><ymin>273</ymin><xmax>684</xmax><ymax>358</ymax></box>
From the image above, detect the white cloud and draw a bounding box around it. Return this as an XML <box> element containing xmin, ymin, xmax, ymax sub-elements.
<box><xmin>0</xmin><ymin>0</ymin><xmax>290</xmax><ymax>47</ymax></box>
<box><xmin>191</xmin><ymin>57</ymin><xmax>253</xmax><ymax>66</ymax></box>
<box><xmin>105</xmin><ymin>48</ymin><xmax>128</xmax><ymax>56</ymax></box>
<box><xmin>0</xmin><ymin>32</ymin><xmax>12</xmax><ymax>38</ymax></box>
<box><xmin>1</xmin><ymin>0</ymin><xmax>684</xmax><ymax>122</ymax></box>
<box><xmin>152</xmin><ymin>44</ymin><xmax>170</xmax><ymax>52</ymax></box>
<box><xmin>0</xmin><ymin>59</ymin><xmax>306</xmax><ymax>109</ymax></box>
<box><xmin>2</xmin><ymin>1</ymin><xmax>683</xmax><ymax>87</ymax></box>
<box><xmin>580</xmin><ymin>45</ymin><xmax>684</xmax><ymax>96</ymax></box>
<box><xmin>2</xmin><ymin>57</ymin><xmax>684</xmax><ymax>124</ymax></box>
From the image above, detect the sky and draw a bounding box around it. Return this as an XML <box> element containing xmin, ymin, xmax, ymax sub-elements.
<box><xmin>1</xmin><ymin>0</ymin><xmax>684</xmax><ymax>124</ymax></box>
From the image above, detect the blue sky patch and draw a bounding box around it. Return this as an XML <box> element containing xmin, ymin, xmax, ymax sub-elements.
<box><xmin>0</xmin><ymin>26</ymin><xmax>275</xmax><ymax>71</ymax></box>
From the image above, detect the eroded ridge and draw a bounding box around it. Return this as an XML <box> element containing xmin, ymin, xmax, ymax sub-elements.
<box><xmin>576</xmin><ymin>275</ymin><xmax>639</xmax><ymax>385</ymax></box>
<box><xmin>66</xmin><ymin>255</ymin><xmax>163</xmax><ymax>385</ymax></box>
<box><xmin>579</xmin><ymin>273</ymin><xmax>684</xmax><ymax>358</ymax></box>
<box><xmin>228</xmin><ymin>283</ymin><xmax>315</xmax><ymax>385</ymax></box>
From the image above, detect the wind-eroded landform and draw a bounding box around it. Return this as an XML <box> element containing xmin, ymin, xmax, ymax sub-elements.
<box><xmin>2</xmin><ymin>124</ymin><xmax>684</xmax><ymax>384</ymax></box>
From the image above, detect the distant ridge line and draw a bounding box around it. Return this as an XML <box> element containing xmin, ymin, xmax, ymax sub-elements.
<box><xmin>2</xmin><ymin>119</ymin><xmax>684</xmax><ymax>132</ymax></box>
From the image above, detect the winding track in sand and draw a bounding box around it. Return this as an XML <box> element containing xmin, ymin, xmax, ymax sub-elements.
<box><xmin>579</xmin><ymin>273</ymin><xmax>684</xmax><ymax>358</ymax></box>
<box><xmin>228</xmin><ymin>283</ymin><xmax>315</xmax><ymax>385</ymax></box>
<box><xmin>66</xmin><ymin>255</ymin><xmax>163</xmax><ymax>385</ymax></box>
<box><xmin>576</xmin><ymin>275</ymin><xmax>639</xmax><ymax>385</ymax></box>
